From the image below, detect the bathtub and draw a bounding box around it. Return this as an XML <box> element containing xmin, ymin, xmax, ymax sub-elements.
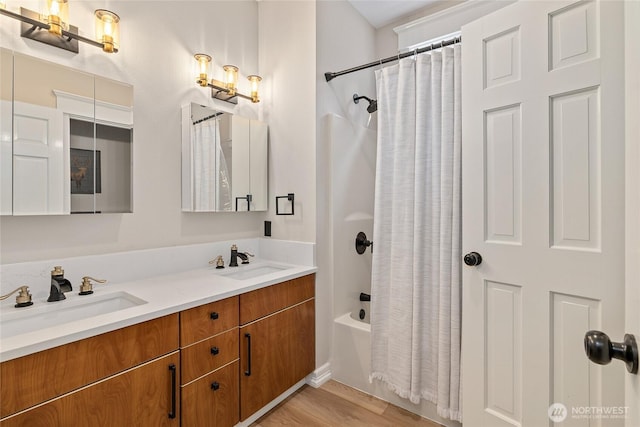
<box><xmin>331</xmin><ymin>310</ymin><xmax>460</xmax><ymax>427</ymax></box>
<box><xmin>332</xmin><ymin>311</ymin><xmax>372</xmax><ymax>392</ymax></box>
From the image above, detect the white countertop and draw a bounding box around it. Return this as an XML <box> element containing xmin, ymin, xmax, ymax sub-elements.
<box><xmin>0</xmin><ymin>259</ymin><xmax>316</xmax><ymax>362</ymax></box>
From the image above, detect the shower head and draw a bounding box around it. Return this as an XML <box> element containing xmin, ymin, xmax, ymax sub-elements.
<box><xmin>353</xmin><ymin>93</ymin><xmax>378</xmax><ymax>113</ymax></box>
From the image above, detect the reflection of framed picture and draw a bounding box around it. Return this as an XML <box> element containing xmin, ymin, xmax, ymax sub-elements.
<box><xmin>70</xmin><ymin>148</ymin><xmax>101</xmax><ymax>194</ymax></box>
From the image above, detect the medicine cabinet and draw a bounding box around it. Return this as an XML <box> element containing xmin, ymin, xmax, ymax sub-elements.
<box><xmin>181</xmin><ymin>103</ymin><xmax>267</xmax><ymax>212</ymax></box>
<box><xmin>0</xmin><ymin>49</ymin><xmax>133</xmax><ymax>215</ymax></box>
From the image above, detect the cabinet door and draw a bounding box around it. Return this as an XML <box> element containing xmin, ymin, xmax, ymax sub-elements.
<box><xmin>240</xmin><ymin>299</ymin><xmax>315</xmax><ymax>421</ymax></box>
<box><xmin>249</xmin><ymin>119</ymin><xmax>268</xmax><ymax>211</ymax></box>
<box><xmin>181</xmin><ymin>360</ymin><xmax>239</xmax><ymax>427</ymax></box>
<box><xmin>1</xmin><ymin>314</ymin><xmax>179</xmax><ymax>418</ymax></box>
<box><xmin>0</xmin><ymin>352</ymin><xmax>180</xmax><ymax>427</ymax></box>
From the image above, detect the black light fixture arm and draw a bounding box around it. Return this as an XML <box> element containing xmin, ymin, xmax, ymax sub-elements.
<box><xmin>0</xmin><ymin>7</ymin><xmax>44</xmax><ymax>28</ymax></box>
<box><xmin>208</xmin><ymin>83</ymin><xmax>253</xmax><ymax>102</ymax></box>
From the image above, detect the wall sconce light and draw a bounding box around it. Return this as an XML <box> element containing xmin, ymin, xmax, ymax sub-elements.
<box><xmin>194</xmin><ymin>54</ymin><xmax>262</xmax><ymax>104</ymax></box>
<box><xmin>0</xmin><ymin>1</ymin><xmax>120</xmax><ymax>54</ymax></box>
<box><xmin>94</xmin><ymin>9</ymin><xmax>120</xmax><ymax>53</ymax></box>
<box><xmin>248</xmin><ymin>75</ymin><xmax>262</xmax><ymax>103</ymax></box>
<box><xmin>223</xmin><ymin>65</ymin><xmax>238</xmax><ymax>96</ymax></box>
<box><xmin>195</xmin><ymin>53</ymin><xmax>212</xmax><ymax>87</ymax></box>
<box><xmin>44</xmin><ymin>0</ymin><xmax>68</xmax><ymax>36</ymax></box>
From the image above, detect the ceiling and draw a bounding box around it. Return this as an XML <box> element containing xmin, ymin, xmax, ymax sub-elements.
<box><xmin>347</xmin><ymin>0</ymin><xmax>440</xmax><ymax>29</ymax></box>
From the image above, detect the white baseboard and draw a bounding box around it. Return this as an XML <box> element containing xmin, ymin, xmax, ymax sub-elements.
<box><xmin>306</xmin><ymin>362</ymin><xmax>332</xmax><ymax>388</ymax></box>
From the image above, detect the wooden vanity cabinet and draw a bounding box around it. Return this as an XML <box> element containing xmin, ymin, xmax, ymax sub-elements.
<box><xmin>0</xmin><ymin>314</ymin><xmax>180</xmax><ymax>425</ymax></box>
<box><xmin>179</xmin><ymin>296</ymin><xmax>240</xmax><ymax>427</ymax></box>
<box><xmin>0</xmin><ymin>274</ymin><xmax>316</xmax><ymax>426</ymax></box>
<box><xmin>239</xmin><ymin>274</ymin><xmax>315</xmax><ymax>421</ymax></box>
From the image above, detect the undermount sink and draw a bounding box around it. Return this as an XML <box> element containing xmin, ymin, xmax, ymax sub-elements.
<box><xmin>216</xmin><ymin>263</ymin><xmax>288</xmax><ymax>280</ymax></box>
<box><xmin>0</xmin><ymin>291</ymin><xmax>147</xmax><ymax>339</ymax></box>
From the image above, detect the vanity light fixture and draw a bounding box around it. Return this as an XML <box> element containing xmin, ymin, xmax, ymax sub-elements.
<box><xmin>0</xmin><ymin>1</ymin><xmax>121</xmax><ymax>54</ymax></box>
<box><xmin>194</xmin><ymin>54</ymin><xmax>262</xmax><ymax>104</ymax></box>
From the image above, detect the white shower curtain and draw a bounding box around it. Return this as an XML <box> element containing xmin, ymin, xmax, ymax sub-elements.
<box><xmin>370</xmin><ymin>46</ymin><xmax>462</xmax><ymax>422</ymax></box>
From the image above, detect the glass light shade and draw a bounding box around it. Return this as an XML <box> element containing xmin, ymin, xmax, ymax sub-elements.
<box><xmin>43</xmin><ymin>0</ymin><xmax>69</xmax><ymax>36</ymax></box>
<box><xmin>95</xmin><ymin>9</ymin><xmax>120</xmax><ymax>53</ymax></box>
<box><xmin>248</xmin><ymin>75</ymin><xmax>262</xmax><ymax>103</ymax></box>
<box><xmin>223</xmin><ymin>65</ymin><xmax>238</xmax><ymax>96</ymax></box>
<box><xmin>194</xmin><ymin>54</ymin><xmax>212</xmax><ymax>87</ymax></box>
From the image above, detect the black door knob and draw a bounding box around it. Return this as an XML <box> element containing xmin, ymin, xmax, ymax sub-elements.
<box><xmin>584</xmin><ymin>330</ymin><xmax>638</xmax><ymax>374</ymax></box>
<box><xmin>463</xmin><ymin>252</ymin><xmax>482</xmax><ymax>266</ymax></box>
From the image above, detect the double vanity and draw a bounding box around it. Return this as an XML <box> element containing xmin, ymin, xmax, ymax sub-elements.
<box><xmin>0</xmin><ymin>239</ymin><xmax>316</xmax><ymax>426</ymax></box>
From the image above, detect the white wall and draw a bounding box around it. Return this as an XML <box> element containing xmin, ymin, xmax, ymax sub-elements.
<box><xmin>316</xmin><ymin>0</ymin><xmax>377</xmax><ymax>372</ymax></box>
<box><xmin>258</xmin><ymin>0</ymin><xmax>316</xmax><ymax>245</ymax></box>
<box><xmin>0</xmin><ymin>1</ymin><xmax>266</xmax><ymax>263</ymax></box>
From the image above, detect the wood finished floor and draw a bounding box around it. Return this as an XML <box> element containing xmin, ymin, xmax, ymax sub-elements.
<box><xmin>251</xmin><ymin>380</ymin><xmax>443</xmax><ymax>427</ymax></box>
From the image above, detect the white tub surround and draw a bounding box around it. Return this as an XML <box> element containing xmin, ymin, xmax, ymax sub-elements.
<box><xmin>0</xmin><ymin>239</ymin><xmax>315</xmax><ymax>362</ymax></box>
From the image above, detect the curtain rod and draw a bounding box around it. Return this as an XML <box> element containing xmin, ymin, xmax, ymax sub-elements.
<box><xmin>324</xmin><ymin>35</ymin><xmax>461</xmax><ymax>82</ymax></box>
<box><xmin>192</xmin><ymin>111</ymin><xmax>223</xmax><ymax>125</ymax></box>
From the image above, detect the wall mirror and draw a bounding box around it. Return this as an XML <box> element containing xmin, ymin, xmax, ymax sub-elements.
<box><xmin>181</xmin><ymin>103</ymin><xmax>268</xmax><ymax>212</ymax></box>
<box><xmin>0</xmin><ymin>49</ymin><xmax>133</xmax><ymax>215</ymax></box>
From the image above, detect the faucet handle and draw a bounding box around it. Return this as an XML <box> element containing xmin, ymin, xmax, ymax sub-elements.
<box><xmin>79</xmin><ymin>277</ymin><xmax>107</xmax><ymax>296</ymax></box>
<box><xmin>209</xmin><ymin>256</ymin><xmax>225</xmax><ymax>269</ymax></box>
<box><xmin>0</xmin><ymin>286</ymin><xmax>34</xmax><ymax>308</ymax></box>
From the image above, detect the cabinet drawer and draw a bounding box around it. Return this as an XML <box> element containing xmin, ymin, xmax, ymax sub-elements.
<box><xmin>0</xmin><ymin>314</ymin><xmax>179</xmax><ymax>418</ymax></box>
<box><xmin>181</xmin><ymin>328</ymin><xmax>239</xmax><ymax>385</ymax></box>
<box><xmin>180</xmin><ymin>296</ymin><xmax>239</xmax><ymax>346</ymax></box>
<box><xmin>181</xmin><ymin>360</ymin><xmax>239</xmax><ymax>427</ymax></box>
<box><xmin>240</xmin><ymin>274</ymin><xmax>315</xmax><ymax>325</ymax></box>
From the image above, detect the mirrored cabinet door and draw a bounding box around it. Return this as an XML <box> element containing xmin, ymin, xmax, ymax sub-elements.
<box><xmin>182</xmin><ymin>103</ymin><xmax>268</xmax><ymax>213</ymax></box>
<box><xmin>1</xmin><ymin>49</ymin><xmax>14</xmax><ymax>215</ymax></box>
<box><xmin>249</xmin><ymin>120</ymin><xmax>268</xmax><ymax>211</ymax></box>
<box><xmin>0</xmin><ymin>49</ymin><xmax>133</xmax><ymax>216</ymax></box>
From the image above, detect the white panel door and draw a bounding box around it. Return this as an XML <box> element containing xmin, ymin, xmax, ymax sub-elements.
<box><xmin>12</xmin><ymin>102</ymin><xmax>67</xmax><ymax>215</ymax></box>
<box><xmin>462</xmin><ymin>1</ymin><xmax>626</xmax><ymax>426</ymax></box>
